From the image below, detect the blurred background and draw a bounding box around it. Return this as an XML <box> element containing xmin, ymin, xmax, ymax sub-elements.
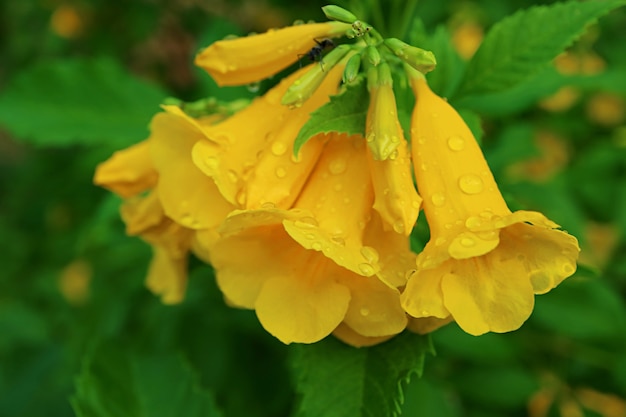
<box><xmin>1</xmin><ymin>1</ymin><xmax>625</xmax><ymax>416</ymax></box>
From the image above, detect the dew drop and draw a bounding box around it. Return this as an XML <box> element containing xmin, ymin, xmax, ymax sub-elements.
<box><xmin>246</xmin><ymin>81</ymin><xmax>260</xmax><ymax>93</ymax></box>
<box><xmin>563</xmin><ymin>263</ymin><xmax>575</xmax><ymax>275</ymax></box>
<box><xmin>343</xmin><ymin>197</ymin><xmax>351</xmax><ymax>204</ymax></box>
<box><xmin>275</xmin><ymin>166</ymin><xmax>287</xmax><ymax>178</ymax></box>
<box><xmin>366</xmin><ymin>132</ymin><xmax>375</xmax><ymax>143</ymax></box>
<box><xmin>358</xmin><ymin>263</ymin><xmax>375</xmax><ymax>275</ymax></box>
<box><xmin>236</xmin><ymin>190</ymin><xmax>246</xmax><ymax>206</ymax></box>
<box><xmin>393</xmin><ymin>220</ymin><xmax>405</xmax><ymax>234</ymax></box>
<box><xmin>261</xmin><ymin>202</ymin><xmax>276</xmax><ymax>209</ymax></box>
<box><xmin>435</xmin><ymin>237</ymin><xmax>447</xmax><ymax>246</ymax></box>
<box><xmin>431</xmin><ymin>193</ymin><xmax>446</xmax><ymax>207</ymax></box>
<box><xmin>460</xmin><ymin>237</ymin><xmax>476</xmax><ymax>247</ymax></box>
<box><xmin>333</xmin><ymin>183</ymin><xmax>343</xmax><ymax>192</ymax></box>
<box><xmin>204</xmin><ymin>156</ymin><xmax>219</xmax><ymax>171</ymax></box>
<box><xmin>271</xmin><ymin>141</ymin><xmax>287</xmax><ymax>156</ymax></box>
<box><xmin>305</xmin><ymin>233</ymin><xmax>315</xmax><ymax>240</ymax></box>
<box><xmin>360</xmin><ymin>246</ymin><xmax>380</xmax><ymax>264</ymax></box>
<box><xmin>390</xmin><ymin>135</ymin><xmax>400</xmax><ymax>143</ymax></box>
<box><xmin>420</xmin><ymin>310</ymin><xmax>430</xmax><ymax>316</ymax></box>
<box><xmin>447</xmin><ymin>135</ymin><xmax>465</xmax><ymax>151</ymax></box>
<box><xmin>458</xmin><ymin>174</ymin><xmax>484</xmax><ymax>194</ymax></box>
<box><xmin>389</xmin><ymin>149</ymin><xmax>399</xmax><ymax>160</ymax></box>
<box><xmin>328</xmin><ymin>158</ymin><xmax>347</xmax><ymax>175</ymax></box>
<box><xmin>312</xmin><ymin>242</ymin><xmax>323</xmax><ymax>251</ymax></box>
<box><xmin>465</xmin><ymin>216</ymin><xmax>482</xmax><ymax>229</ymax></box>
<box><xmin>360</xmin><ymin>308</ymin><xmax>370</xmax><ymax>316</ymax></box>
<box><xmin>331</xmin><ymin>236</ymin><xmax>346</xmax><ymax>246</ymax></box>
<box><xmin>227</xmin><ymin>170</ymin><xmax>238</xmax><ymax>183</ymax></box>
<box><xmin>227</xmin><ymin>64</ymin><xmax>238</xmax><ymax>71</ymax></box>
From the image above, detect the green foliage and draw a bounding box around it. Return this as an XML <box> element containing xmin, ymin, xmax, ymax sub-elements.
<box><xmin>293</xmin><ymin>79</ymin><xmax>369</xmax><ymax>155</ymax></box>
<box><xmin>455</xmin><ymin>0</ymin><xmax>626</xmax><ymax>99</ymax></box>
<box><xmin>72</xmin><ymin>343</ymin><xmax>223</xmax><ymax>417</ymax></box>
<box><xmin>0</xmin><ymin>57</ymin><xmax>167</xmax><ymax>148</ymax></box>
<box><xmin>290</xmin><ymin>332</ymin><xmax>433</xmax><ymax>417</ymax></box>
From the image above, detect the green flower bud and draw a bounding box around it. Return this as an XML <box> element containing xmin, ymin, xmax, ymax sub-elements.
<box><xmin>342</xmin><ymin>52</ymin><xmax>362</xmax><ymax>83</ymax></box>
<box><xmin>364</xmin><ymin>45</ymin><xmax>381</xmax><ymax>66</ymax></box>
<box><xmin>383</xmin><ymin>38</ymin><xmax>437</xmax><ymax>74</ymax></box>
<box><xmin>281</xmin><ymin>45</ymin><xmax>351</xmax><ymax>108</ymax></box>
<box><xmin>322</xmin><ymin>5</ymin><xmax>358</xmax><ymax>24</ymax></box>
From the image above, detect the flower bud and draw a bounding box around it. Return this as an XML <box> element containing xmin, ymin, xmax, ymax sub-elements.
<box><xmin>364</xmin><ymin>45</ymin><xmax>381</xmax><ymax>66</ymax></box>
<box><xmin>342</xmin><ymin>52</ymin><xmax>362</xmax><ymax>83</ymax></box>
<box><xmin>322</xmin><ymin>5</ymin><xmax>358</xmax><ymax>24</ymax></box>
<box><xmin>383</xmin><ymin>38</ymin><xmax>437</xmax><ymax>74</ymax></box>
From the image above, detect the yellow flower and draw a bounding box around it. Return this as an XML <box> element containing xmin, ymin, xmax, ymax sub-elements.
<box><xmin>400</xmin><ymin>76</ymin><xmax>580</xmax><ymax>335</ymax></box>
<box><xmin>93</xmin><ymin>108</ymin><xmax>233</xmax><ymax>303</ymax></box>
<box><xmin>210</xmin><ymin>134</ymin><xmax>414</xmax><ymax>345</ymax></box>
<box><xmin>192</xmin><ymin>63</ymin><xmax>345</xmax><ymax>210</ymax></box>
<box><xmin>365</xmin><ymin>63</ymin><xmax>422</xmax><ymax>235</ymax></box>
<box><xmin>195</xmin><ymin>21</ymin><xmax>351</xmax><ymax>86</ymax></box>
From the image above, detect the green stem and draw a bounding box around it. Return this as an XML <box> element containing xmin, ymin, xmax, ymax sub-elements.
<box><xmin>398</xmin><ymin>0</ymin><xmax>419</xmax><ymax>41</ymax></box>
<box><xmin>368</xmin><ymin>0</ymin><xmax>387</xmax><ymax>37</ymax></box>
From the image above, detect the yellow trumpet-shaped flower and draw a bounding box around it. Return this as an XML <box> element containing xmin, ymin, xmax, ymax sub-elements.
<box><xmin>210</xmin><ymin>134</ymin><xmax>414</xmax><ymax>345</ymax></box>
<box><xmin>94</xmin><ymin>108</ymin><xmax>234</xmax><ymax>303</ymax></box>
<box><xmin>192</xmin><ymin>63</ymin><xmax>345</xmax><ymax>210</ymax></box>
<box><xmin>195</xmin><ymin>21</ymin><xmax>351</xmax><ymax>86</ymax></box>
<box><xmin>401</xmin><ymin>76</ymin><xmax>580</xmax><ymax>335</ymax></box>
<box><xmin>365</xmin><ymin>64</ymin><xmax>422</xmax><ymax>235</ymax></box>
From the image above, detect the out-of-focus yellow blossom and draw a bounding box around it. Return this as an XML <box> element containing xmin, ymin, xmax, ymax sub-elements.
<box><xmin>58</xmin><ymin>259</ymin><xmax>92</xmax><ymax>305</ymax></box>
<box><xmin>401</xmin><ymin>74</ymin><xmax>580</xmax><ymax>335</ymax></box>
<box><xmin>506</xmin><ymin>130</ymin><xmax>570</xmax><ymax>182</ymax></box>
<box><xmin>50</xmin><ymin>4</ymin><xmax>85</xmax><ymax>39</ymax></box>
<box><xmin>451</xmin><ymin>21</ymin><xmax>483</xmax><ymax>59</ymax></box>
<box><xmin>195</xmin><ymin>21</ymin><xmax>351</xmax><ymax>86</ymax></box>
<box><xmin>586</xmin><ymin>92</ymin><xmax>625</xmax><ymax>127</ymax></box>
<box><xmin>210</xmin><ymin>134</ymin><xmax>414</xmax><ymax>345</ymax></box>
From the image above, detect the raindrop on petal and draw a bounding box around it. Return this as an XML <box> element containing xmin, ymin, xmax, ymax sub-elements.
<box><xmin>447</xmin><ymin>135</ymin><xmax>465</xmax><ymax>151</ymax></box>
<box><xmin>458</xmin><ymin>174</ymin><xmax>484</xmax><ymax>194</ymax></box>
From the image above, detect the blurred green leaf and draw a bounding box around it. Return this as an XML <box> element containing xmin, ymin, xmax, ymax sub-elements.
<box><xmin>423</xmin><ymin>25</ymin><xmax>465</xmax><ymax>99</ymax></box>
<box><xmin>455</xmin><ymin>0</ymin><xmax>626</xmax><ymax>98</ymax></box>
<box><xmin>293</xmin><ymin>79</ymin><xmax>368</xmax><ymax>156</ymax></box>
<box><xmin>400</xmin><ymin>378</ymin><xmax>461</xmax><ymax>417</ymax></box>
<box><xmin>0</xmin><ymin>57</ymin><xmax>167</xmax><ymax>148</ymax></box>
<box><xmin>433</xmin><ymin>326</ymin><xmax>519</xmax><ymax>364</ymax></box>
<box><xmin>531</xmin><ymin>276</ymin><xmax>626</xmax><ymax>342</ymax></box>
<box><xmin>72</xmin><ymin>343</ymin><xmax>223</xmax><ymax>417</ymax></box>
<box><xmin>455</xmin><ymin>367</ymin><xmax>538</xmax><ymax>409</ymax></box>
<box><xmin>290</xmin><ymin>332</ymin><xmax>432</xmax><ymax>417</ymax></box>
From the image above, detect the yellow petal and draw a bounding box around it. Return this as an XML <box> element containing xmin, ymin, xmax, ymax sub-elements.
<box><xmin>150</xmin><ymin>107</ymin><xmax>234</xmax><ymax>229</ymax></box>
<box><xmin>341</xmin><ymin>273</ymin><xmax>407</xmax><ymax>337</ymax></box>
<box><xmin>195</xmin><ymin>22</ymin><xmax>351</xmax><ymax>86</ymax></box>
<box><xmin>365</xmin><ymin>81</ymin><xmax>403</xmax><ymax>160</ymax></box>
<box><xmin>407</xmin><ymin>316</ymin><xmax>453</xmax><ymax>335</ymax></box>
<box><xmin>120</xmin><ymin>191</ymin><xmax>165</xmax><ymax>236</ymax></box>
<box><xmin>284</xmin><ymin>134</ymin><xmax>377</xmax><ymax>276</ymax></box>
<box><xmin>441</xmin><ymin>252</ymin><xmax>535</xmax><ymax>335</ymax></box>
<box><xmin>332</xmin><ymin>322</ymin><xmax>395</xmax><ymax>347</ymax></box>
<box><xmin>401</xmin><ymin>266</ymin><xmax>450</xmax><ymax>320</ymax></box>
<box><xmin>255</xmin><ymin>257</ymin><xmax>351</xmax><ymax>344</ymax></box>
<box><xmin>94</xmin><ymin>140</ymin><xmax>157</xmax><ymax>198</ymax></box>
<box><xmin>146</xmin><ymin>246</ymin><xmax>188</xmax><ymax>305</ymax></box>
<box><xmin>367</xmin><ymin>139</ymin><xmax>421</xmax><ymax>235</ymax></box>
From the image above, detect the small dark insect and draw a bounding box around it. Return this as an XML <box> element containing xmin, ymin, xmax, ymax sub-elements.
<box><xmin>298</xmin><ymin>38</ymin><xmax>335</xmax><ymax>70</ymax></box>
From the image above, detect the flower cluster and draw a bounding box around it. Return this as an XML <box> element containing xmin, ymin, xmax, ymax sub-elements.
<box><xmin>94</xmin><ymin>6</ymin><xmax>580</xmax><ymax>346</ymax></box>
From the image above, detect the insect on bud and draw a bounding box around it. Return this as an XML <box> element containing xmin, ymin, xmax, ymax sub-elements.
<box><xmin>282</xmin><ymin>44</ymin><xmax>351</xmax><ymax>108</ymax></box>
<box><xmin>342</xmin><ymin>52</ymin><xmax>362</xmax><ymax>83</ymax></box>
<box><xmin>322</xmin><ymin>5</ymin><xmax>358</xmax><ymax>24</ymax></box>
<box><xmin>383</xmin><ymin>38</ymin><xmax>437</xmax><ymax>74</ymax></box>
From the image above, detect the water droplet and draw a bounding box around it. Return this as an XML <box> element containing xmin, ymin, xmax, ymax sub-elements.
<box><xmin>360</xmin><ymin>308</ymin><xmax>370</xmax><ymax>316</ymax></box>
<box><xmin>420</xmin><ymin>310</ymin><xmax>430</xmax><ymax>316</ymax></box>
<box><xmin>563</xmin><ymin>263</ymin><xmax>575</xmax><ymax>275</ymax></box>
<box><xmin>305</xmin><ymin>233</ymin><xmax>315</xmax><ymax>240</ymax></box>
<box><xmin>465</xmin><ymin>216</ymin><xmax>482</xmax><ymax>229</ymax></box>
<box><xmin>458</xmin><ymin>174</ymin><xmax>484</xmax><ymax>194</ymax></box>
<box><xmin>271</xmin><ymin>141</ymin><xmax>287</xmax><ymax>156</ymax></box>
<box><xmin>227</xmin><ymin>64</ymin><xmax>238</xmax><ymax>71</ymax></box>
<box><xmin>447</xmin><ymin>135</ymin><xmax>465</xmax><ymax>151</ymax></box>
<box><xmin>328</xmin><ymin>158</ymin><xmax>347</xmax><ymax>175</ymax></box>
<box><xmin>360</xmin><ymin>246</ymin><xmax>380</xmax><ymax>264</ymax></box>
<box><xmin>236</xmin><ymin>190</ymin><xmax>246</xmax><ymax>206</ymax></box>
<box><xmin>480</xmin><ymin>210</ymin><xmax>494</xmax><ymax>220</ymax></box>
<box><xmin>227</xmin><ymin>170</ymin><xmax>238</xmax><ymax>183</ymax></box>
<box><xmin>358</xmin><ymin>263</ymin><xmax>375</xmax><ymax>275</ymax></box>
<box><xmin>333</xmin><ymin>183</ymin><xmax>343</xmax><ymax>192</ymax></box>
<box><xmin>366</xmin><ymin>132</ymin><xmax>375</xmax><ymax>143</ymax></box>
<box><xmin>293</xmin><ymin>79</ymin><xmax>301</xmax><ymax>86</ymax></box>
<box><xmin>412</xmin><ymin>200</ymin><xmax>421</xmax><ymax>209</ymax></box>
<box><xmin>420</xmin><ymin>162</ymin><xmax>427</xmax><ymax>171</ymax></box>
<box><xmin>460</xmin><ymin>237</ymin><xmax>476</xmax><ymax>247</ymax></box>
<box><xmin>204</xmin><ymin>156</ymin><xmax>219</xmax><ymax>171</ymax></box>
<box><xmin>261</xmin><ymin>202</ymin><xmax>276</xmax><ymax>209</ymax></box>
<box><xmin>391</xmin><ymin>135</ymin><xmax>400</xmax><ymax>143</ymax></box>
<box><xmin>393</xmin><ymin>220</ymin><xmax>405</xmax><ymax>234</ymax></box>
<box><xmin>331</xmin><ymin>236</ymin><xmax>346</xmax><ymax>246</ymax></box>
<box><xmin>476</xmin><ymin>230</ymin><xmax>498</xmax><ymax>241</ymax></box>
<box><xmin>275</xmin><ymin>166</ymin><xmax>287</xmax><ymax>178</ymax></box>
<box><xmin>444</xmin><ymin>223</ymin><xmax>453</xmax><ymax>230</ymax></box>
<box><xmin>435</xmin><ymin>237</ymin><xmax>447</xmax><ymax>246</ymax></box>
<box><xmin>389</xmin><ymin>149</ymin><xmax>399</xmax><ymax>160</ymax></box>
<box><xmin>431</xmin><ymin>193</ymin><xmax>446</xmax><ymax>207</ymax></box>
<box><xmin>343</xmin><ymin>197</ymin><xmax>351</xmax><ymax>204</ymax></box>
<box><xmin>312</xmin><ymin>242</ymin><xmax>322</xmax><ymax>251</ymax></box>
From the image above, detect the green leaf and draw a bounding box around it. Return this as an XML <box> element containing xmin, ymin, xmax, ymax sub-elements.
<box><xmin>293</xmin><ymin>79</ymin><xmax>369</xmax><ymax>156</ymax></box>
<box><xmin>455</xmin><ymin>0</ymin><xmax>626</xmax><ymax>98</ymax></box>
<box><xmin>0</xmin><ymin>57</ymin><xmax>167</xmax><ymax>148</ymax></box>
<box><xmin>290</xmin><ymin>332</ymin><xmax>432</xmax><ymax>417</ymax></box>
<box><xmin>423</xmin><ymin>25</ymin><xmax>466</xmax><ymax>99</ymax></box>
<box><xmin>71</xmin><ymin>343</ymin><xmax>223</xmax><ymax>417</ymax></box>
